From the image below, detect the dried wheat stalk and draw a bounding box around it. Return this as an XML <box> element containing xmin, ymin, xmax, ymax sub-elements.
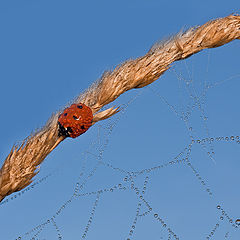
<box><xmin>0</xmin><ymin>14</ymin><xmax>239</xmax><ymax>202</ymax></box>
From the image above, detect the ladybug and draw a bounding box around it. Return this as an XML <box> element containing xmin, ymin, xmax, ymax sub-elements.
<box><xmin>58</xmin><ymin>103</ymin><xmax>93</xmax><ymax>138</ymax></box>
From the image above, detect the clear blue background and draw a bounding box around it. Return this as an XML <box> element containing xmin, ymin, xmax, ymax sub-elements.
<box><xmin>0</xmin><ymin>1</ymin><xmax>240</xmax><ymax>239</ymax></box>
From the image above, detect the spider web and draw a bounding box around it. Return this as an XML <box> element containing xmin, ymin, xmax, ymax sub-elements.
<box><xmin>1</xmin><ymin>43</ymin><xmax>240</xmax><ymax>240</ymax></box>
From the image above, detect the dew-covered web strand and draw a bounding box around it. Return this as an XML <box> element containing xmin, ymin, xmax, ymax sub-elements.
<box><xmin>170</xmin><ymin>67</ymin><xmax>216</xmax><ymax>164</ymax></box>
<box><xmin>0</xmin><ymin>171</ymin><xmax>55</xmax><ymax>206</ymax></box>
<box><xmin>205</xmin><ymin>50</ymin><xmax>211</xmax><ymax>90</ymax></box>
<box><xmin>51</xmin><ymin>217</ymin><xmax>63</xmax><ymax>240</ymax></box>
<box><xmin>81</xmin><ymin>193</ymin><xmax>101</xmax><ymax>239</ymax></box>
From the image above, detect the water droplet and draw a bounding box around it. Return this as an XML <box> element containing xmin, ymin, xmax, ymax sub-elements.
<box><xmin>220</xmin><ymin>216</ymin><xmax>224</xmax><ymax>220</ymax></box>
<box><xmin>231</xmin><ymin>136</ymin><xmax>234</xmax><ymax>140</ymax></box>
<box><xmin>154</xmin><ymin>213</ymin><xmax>158</xmax><ymax>218</ymax></box>
<box><xmin>225</xmin><ymin>137</ymin><xmax>229</xmax><ymax>141</ymax></box>
<box><xmin>217</xmin><ymin>205</ymin><xmax>221</xmax><ymax>209</ymax></box>
<box><xmin>235</xmin><ymin>219</ymin><xmax>240</xmax><ymax>225</ymax></box>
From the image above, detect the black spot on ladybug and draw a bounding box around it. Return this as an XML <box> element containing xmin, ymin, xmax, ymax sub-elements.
<box><xmin>73</xmin><ymin>116</ymin><xmax>78</xmax><ymax>120</ymax></box>
<box><xmin>78</xmin><ymin>105</ymin><xmax>83</xmax><ymax>109</ymax></box>
<box><xmin>67</xmin><ymin>127</ymin><xmax>73</xmax><ymax>133</ymax></box>
<box><xmin>81</xmin><ymin>125</ymin><xmax>85</xmax><ymax>129</ymax></box>
<box><xmin>64</xmin><ymin>113</ymin><xmax>68</xmax><ymax>116</ymax></box>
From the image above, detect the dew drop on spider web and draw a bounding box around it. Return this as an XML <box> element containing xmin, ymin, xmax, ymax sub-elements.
<box><xmin>235</xmin><ymin>219</ymin><xmax>240</xmax><ymax>225</ymax></box>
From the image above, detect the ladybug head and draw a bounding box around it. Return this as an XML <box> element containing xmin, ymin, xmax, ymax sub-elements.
<box><xmin>58</xmin><ymin>103</ymin><xmax>93</xmax><ymax>138</ymax></box>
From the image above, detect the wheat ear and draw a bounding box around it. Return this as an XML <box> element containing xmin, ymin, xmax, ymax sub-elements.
<box><xmin>0</xmin><ymin>14</ymin><xmax>239</xmax><ymax>202</ymax></box>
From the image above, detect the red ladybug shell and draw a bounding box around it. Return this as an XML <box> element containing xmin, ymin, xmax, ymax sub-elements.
<box><xmin>58</xmin><ymin>103</ymin><xmax>93</xmax><ymax>138</ymax></box>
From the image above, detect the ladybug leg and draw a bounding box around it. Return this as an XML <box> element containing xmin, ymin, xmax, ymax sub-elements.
<box><xmin>58</xmin><ymin>122</ymin><xmax>70</xmax><ymax>137</ymax></box>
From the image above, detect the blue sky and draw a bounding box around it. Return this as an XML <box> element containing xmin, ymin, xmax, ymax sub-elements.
<box><xmin>0</xmin><ymin>1</ymin><xmax>240</xmax><ymax>240</ymax></box>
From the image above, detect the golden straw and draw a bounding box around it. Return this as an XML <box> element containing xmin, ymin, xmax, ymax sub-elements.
<box><xmin>0</xmin><ymin>14</ymin><xmax>239</xmax><ymax>202</ymax></box>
